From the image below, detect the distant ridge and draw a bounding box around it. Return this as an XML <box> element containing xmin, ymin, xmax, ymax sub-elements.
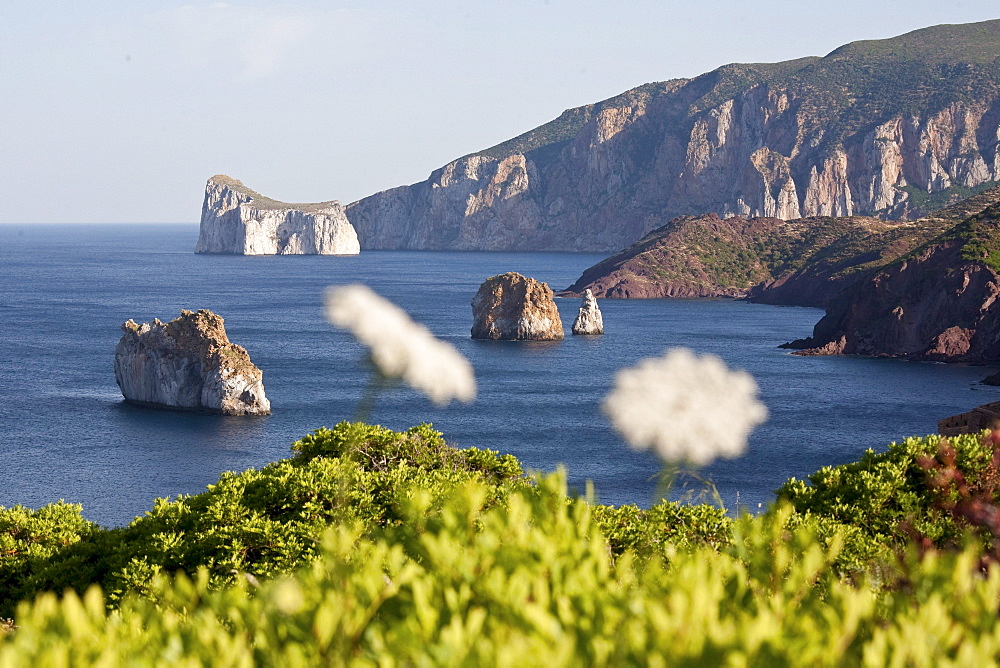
<box><xmin>339</xmin><ymin>19</ymin><xmax>1000</xmax><ymax>251</ymax></box>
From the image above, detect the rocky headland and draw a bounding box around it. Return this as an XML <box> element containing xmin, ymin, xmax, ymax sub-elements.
<box><xmin>562</xmin><ymin>185</ymin><xmax>1000</xmax><ymax>306</ymax></box>
<box><xmin>114</xmin><ymin>309</ymin><xmax>271</xmax><ymax>415</ymax></box>
<box><xmin>196</xmin><ymin>175</ymin><xmax>360</xmax><ymax>255</ymax></box>
<box><xmin>471</xmin><ymin>273</ymin><xmax>564</xmax><ymax>340</ymax></box>
<box><xmin>199</xmin><ymin>21</ymin><xmax>1000</xmax><ymax>254</ymax></box>
<box><xmin>784</xmin><ymin>199</ymin><xmax>1000</xmax><ymax>363</ymax></box>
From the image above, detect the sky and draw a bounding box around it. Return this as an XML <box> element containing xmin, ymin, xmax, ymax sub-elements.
<box><xmin>2</xmin><ymin>1</ymin><xmax>998</xmax><ymax>223</ymax></box>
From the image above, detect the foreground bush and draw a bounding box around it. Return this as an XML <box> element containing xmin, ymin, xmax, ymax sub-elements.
<box><xmin>0</xmin><ymin>422</ymin><xmax>527</xmax><ymax>614</ymax></box>
<box><xmin>4</xmin><ymin>474</ymin><xmax>1000</xmax><ymax>665</ymax></box>
<box><xmin>777</xmin><ymin>431</ymin><xmax>1000</xmax><ymax>578</ymax></box>
<box><xmin>5</xmin><ymin>425</ymin><xmax>1000</xmax><ymax>663</ymax></box>
<box><xmin>0</xmin><ymin>422</ymin><xmax>725</xmax><ymax>615</ymax></box>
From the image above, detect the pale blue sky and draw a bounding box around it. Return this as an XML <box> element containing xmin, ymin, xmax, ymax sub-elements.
<box><xmin>2</xmin><ymin>1</ymin><xmax>998</xmax><ymax>223</ymax></box>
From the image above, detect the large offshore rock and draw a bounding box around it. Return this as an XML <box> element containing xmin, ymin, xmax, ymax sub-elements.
<box><xmin>571</xmin><ymin>289</ymin><xmax>604</xmax><ymax>335</ymax></box>
<box><xmin>471</xmin><ymin>272</ymin><xmax>564</xmax><ymax>340</ymax></box>
<box><xmin>114</xmin><ymin>309</ymin><xmax>271</xmax><ymax>415</ymax></box>
<box><xmin>196</xmin><ymin>175</ymin><xmax>360</xmax><ymax>255</ymax></box>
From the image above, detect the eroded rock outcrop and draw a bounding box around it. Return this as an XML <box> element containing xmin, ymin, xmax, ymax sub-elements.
<box><xmin>342</xmin><ymin>21</ymin><xmax>1000</xmax><ymax>252</ymax></box>
<box><xmin>196</xmin><ymin>175</ymin><xmax>360</xmax><ymax>255</ymax></box>
<box><xmin>114</xmin><ymin>309</ymin><xmax>270</xmax><ymax>415</ymax></box>
<box><xmin>572</xmin><ymin>290</ymin><xmax>604</xmax><ymax>335</ymax></box>
<box><xmin>939</xmin><ymin>402</ymin><xmax>1000</xmax><ymax>436</ymax></box>
<box><xmin>784</xmin><ymin>201</ymin><xmax>1000</xmax><ymax>363</ymax></box>
<box><xmin>471</xmin><ymin>273</ymin><xmax>564</xmax><ymax>340</ymax></box>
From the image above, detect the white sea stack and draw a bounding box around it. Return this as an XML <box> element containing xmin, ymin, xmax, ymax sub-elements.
<box><xmin>114</xmin><ymin>309</ymin><xmax>271</xmax><ymax>415</ymax></box>
<box><xmin>571</xmin><ymin>289</ymin><xmax>604</xmax><ymax>335</ymax></box>
<box><xmin>471</xmin><ymin>272</ymin><xmax>564</xmax><ymax>341</ymax></box>
<box><xmin>195</xmin><ymin>175</ymin><xmax>360</xmax><ymax>255</ymax></box>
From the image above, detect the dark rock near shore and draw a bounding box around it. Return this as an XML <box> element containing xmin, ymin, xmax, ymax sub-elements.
<box><xmin>939</xmin><ymin>401</ymin><xmax>1000</xmax><ymax>436</ymax></box>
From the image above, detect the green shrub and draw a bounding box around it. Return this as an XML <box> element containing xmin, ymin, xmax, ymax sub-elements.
<box><xmin>4</xmin><ymin>474</ymin><xmax>1000</xmax><ymax>665</ymax></box>
<box><xmin>777</xmin><ymin>432</ymin><xmax>997</xmax><ymax>545</ymax></box>
<box><xmin>8</xmin><ymin>425</ymin><xmax>1000</xmax><ymax>663</ymax></box>
<box><xmin>0</xmin><ymin>422</ymin><xmax>528</xmax><ymax>614</ymax></box>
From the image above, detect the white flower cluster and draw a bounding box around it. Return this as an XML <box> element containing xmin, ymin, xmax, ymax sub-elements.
<box><xmin>602</xmin><ymin>348</ymin><xmax>767</xmax><ymax>465</ymax></box>
<box><xmin>325</xmin><ymin>284</ymin><xmax>477</xmax><ymax>406</ymax></box>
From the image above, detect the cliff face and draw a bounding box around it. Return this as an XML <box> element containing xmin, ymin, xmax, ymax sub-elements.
<box><xmin>787</xmin><ymin>201</ymin><xmax>1000</xmax><ymax>362</ymax></box>
<box><xmin>344</xmin><ymin>21</ymin><xmax>1000</xmax><ymax>251</ymax></box>
<box><xmin>114</xmin><ymin>309</ymin><xmax>271</xmax><ymax>415</ymax></box>
<box><xmin>196</xmin><ymin>176</ymin><xmax>360</xmax><ymax>255</ymax></box>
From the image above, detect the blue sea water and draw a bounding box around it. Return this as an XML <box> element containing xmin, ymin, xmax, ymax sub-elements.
<box><xmin>1</xmin><ymin>223</ymin><xmax>998</xmax><ymax>526</ymax></box>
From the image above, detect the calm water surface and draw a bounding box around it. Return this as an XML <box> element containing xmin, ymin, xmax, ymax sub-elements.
<box><xmin>2</xmin><ymin>223</ymin><xmax>997</xmax><ymax>525</ymax></box>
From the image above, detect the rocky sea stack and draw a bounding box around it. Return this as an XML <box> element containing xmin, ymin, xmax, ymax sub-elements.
<box><xmin>196</xmin><ymin>175</ymin><xmax>360</xmax><ymax>255</ymax></box>
<box><xmin>572</xmin><ymin>290</ymin><xmax>604</xmax><ymax>335</ymax></box>
<box><xmin>471</xmin><ymin>273</ymin><xmax>564</xmax><ymax>341</ymax></box>
<box><xmin>114</xmin><ymin>309</ymin><xmax>271</xmax><ymax>415</ymax></box>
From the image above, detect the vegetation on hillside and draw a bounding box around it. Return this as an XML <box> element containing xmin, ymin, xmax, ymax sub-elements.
<box><xmin>4</xmin><ymin>423</ymin><xmax>1000</xmax><ymax>663</ymax></box>
<box><xmin>565</xmin><ymin>185</ymin><xmax>1000</xmax><ymax>304</ymax></box>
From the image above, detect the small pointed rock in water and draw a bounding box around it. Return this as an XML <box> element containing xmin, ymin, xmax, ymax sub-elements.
<box><xmin>114</xmin><ymin>309</ymin><xmax>271</xmax><ymax>415</ymax></box>
<box><xmin>572</xmin><ymin>289</ymin><xmax>604</xmax><ymax>335</ymax></box>
<box><xmin>471</xmin><ymin>272</ymin><xmax>564</xmax><ymax>341</ymax></box>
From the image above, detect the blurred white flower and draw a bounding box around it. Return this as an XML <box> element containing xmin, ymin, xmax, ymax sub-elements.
<box><xmin>325</xmin><ymin>284</ymin><xmax>476</xmax><ymax>406</ymax></box>
<box><xmin>602</xmin><ymin>348</ymin><xmax>767</xmax><ymax>466</ymax></box>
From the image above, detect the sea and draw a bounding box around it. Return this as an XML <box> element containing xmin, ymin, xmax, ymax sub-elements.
<box><xmin>2</xmin><ymin>223</ymin><xmax>997</xmax><ymax>527</ymax></box>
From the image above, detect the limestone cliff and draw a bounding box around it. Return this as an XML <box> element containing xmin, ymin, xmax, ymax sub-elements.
<box><xmin>343</xmin><ymin>20</ymin><xmax>1000</xmax><ymax>251</ymax></box>
<box><xmin>196</xmin><ymin>175</ymin><xmax>360</xmax><ymax>255</ymax></box>
<box><xmin>785</xmin><ymin>200</ymin><xmax>1000</xmax><ymax>363</ymax></box>
<box><xmin>114</xmin><ymin>309</ymin><xmax>271</xmax><ymax>415</ymax></box>
<box><xmin>471</xmin><ymin>273</ymin><xmax>564</xmax><ymax>341</ymax></box>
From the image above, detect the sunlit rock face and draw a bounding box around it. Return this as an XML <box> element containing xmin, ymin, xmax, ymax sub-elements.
<box><xmin>345</xmin><ymin>21</ymin><xmax>1000</xmax><ymax>251</ymax></box>
<box><xmin>114</xmin><ymin>309</ymin><xmax>271</xmax><ymax>415</ymax></box>
<box><xmin>471</xmin><ymin>272</ymin><xmax>564</xmax><ymax>341</ymax></box>
<box><xmin>196</xmin><ymin>175</ymin><xmax>360</xmax><ymax>255</ymax></box>
<box><xmin>572</xmin><ymin>290</ymin><xmax>604</xmax><ymax>335</ymax></box>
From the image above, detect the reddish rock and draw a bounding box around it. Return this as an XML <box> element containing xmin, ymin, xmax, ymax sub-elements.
<box><xmin>786</xmin><ymin>202</ymin><xmax>1000</xmax><ymax>362</ymax></box>
<box><xmin>939</xmin><ymin>401</ymin><xmax>1000</xmax><ymax>436</ymax></box>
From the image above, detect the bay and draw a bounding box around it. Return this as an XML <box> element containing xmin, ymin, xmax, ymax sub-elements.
<box><xmin>1</xmin><ymin>223</ymin><xmax>997</xmax><ymax>526</ymax></box>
